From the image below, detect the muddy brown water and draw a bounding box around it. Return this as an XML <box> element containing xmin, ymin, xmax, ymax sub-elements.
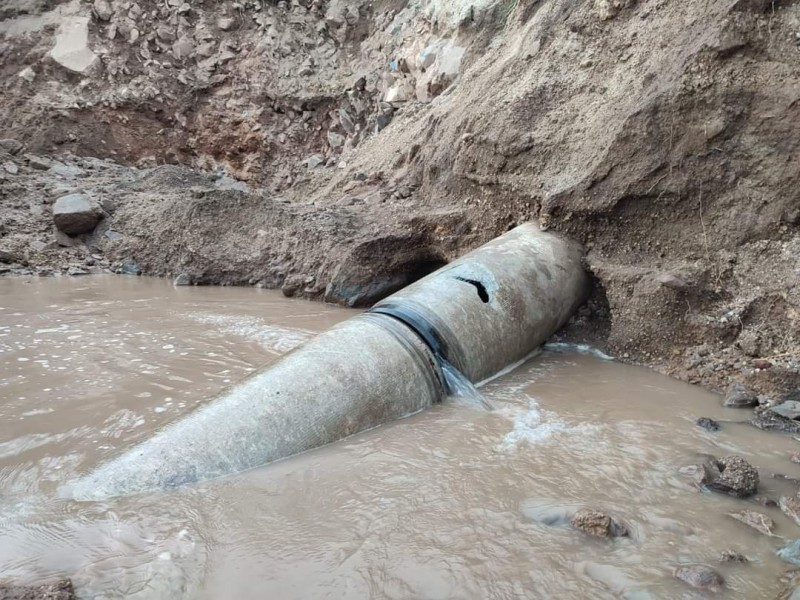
<box><xmin>2</xmin><ymin>276</ymin><xmax>800</xmax><ymax>599</ymax></box>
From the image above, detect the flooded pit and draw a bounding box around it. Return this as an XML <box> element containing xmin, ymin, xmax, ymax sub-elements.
<box><xmin>1</xmin><ymin>276</ymin><xmax>799</xmax><ymax>598</ymax></box>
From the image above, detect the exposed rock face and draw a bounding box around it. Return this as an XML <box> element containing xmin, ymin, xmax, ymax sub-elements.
<box><xmin>570</xmin><ymin>508</ymin><xmax>629</xmax><ymax>538</ymax></box>
<box><xmin>52</xmin><ymin>194</ymin><xmax>103</xmax><ymax>235</ymax></box>
<box><xmin>674</xmin><ymin>565</ymin><xmax>724</xmax><ymax>593</ymax></box>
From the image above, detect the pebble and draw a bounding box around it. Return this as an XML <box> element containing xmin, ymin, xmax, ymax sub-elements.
<box><xmin>570</xmin><ymin>508</ymin><xmax>628</xmax><ymax>539</ymax></box>
<box><xmin>719</xmin><ymin>549</ymin><xmax>748</xmax><ymax>563</ymax></box>
<box><xmin>696</xmin><ymin>417</ymin><xmax>720</xmax><ymax>431</ymax></box>
<box><xmin>723</xmin><ymin>382</ymin><xmax>758</xmax><ymax>408</ymax></box>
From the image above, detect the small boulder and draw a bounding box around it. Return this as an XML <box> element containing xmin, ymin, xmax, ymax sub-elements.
<box><xmin>121</xmin><ymin>261</ymin><xmax>142</xmax><ymax>276</ymax></box>
<box><xmin>728</xmin><ymin>510</ymin><xmax>776</xmax><ymax>536</ymax></box>
<box><xmin>3</xmin><ymin>161</ymin><xmax>18</xmax><ymax>175</ymax></box>
<box><xmin>696</xmin><ymin>417</ymin><xmax>720</xmax><ymax>431</ymax></box>
<box><xmin>724</xmin><ymin>382</ymin><xmax>758</xmax><ymax>408</ymax></box>
<box><xmin>707</xmin><ymin>455</ymin><xmax>759</xmax><ymax>497</ymax></box>
<box><xmin>53</xmin><ymin>194</ymin><xmax>103</xmax><ymax>235</ymax></box>
<box><xmin>719</xmin><ymin>549</ymin><xmax>748</xmax><ymax>563</ymax></box>
<box><xmin>26</xmin><ymin>154</ymin><xmax>52</xmax><ymax>171</ymax></box>
<box><xmin>755</xmin><ymin>495</ymin><xmax>779</xmax><ymax>508</ymax></box>
<box><xmin>93</xmin><ymin>0</ymin><xmax>113</xmax><ymax>20</ymax></box>
<box><xmin>771</xmin><ymin>401</ymin><xmax>800</xmax><ymax>420</ymax></box>
<box><xmin>0</xmin><ymin>139</ymin><xmax>23</xmax><ymax>154</ymax></box>
<box><xmin>674</xmin><ymin>565</ymin><xmax>724</xmax><ymax>592</ymax></box>
<box><xmin>750</xmin><ymin>411</ymin><xmax>800</xmax><ymax>433</ymax></box>
<box><xmin>173</xmin><ymin>273</ymin><xmax>191</xmax><ymax>286</ymax></box>
<box><xmin>327</xmin><ymin>131</ymin><xmax>345</xmax><ymax>148</ymax></box>
<box><xmin>49</xmin><ymin>16</ymin><xmax>99</xmax><ymax>74</ymax></box>
<box><xmin>780</xmin><ymin>497</ymin><xmax>800</xmax><ymax>527</ymax></box>
<box><xmin>656</xmin><ymin>271</ymin><xmax>689</xmax><ymax>291</ymax></box>
<box><xmin>305</xmin><ymin>154</ymin><xmax>324</xmax><ymax>169</ymax></box>
<box><xmin>217</xmin><ymin>16</ymin><xmax>236</xmax><ymax>30</ymax></box>
<box><xmin>570</xmin><ymin>508</ymin><xmax>628</xmax><ymax>539</ymax></box>
<box><xmin>54</xmin><ymin>229</ymin><xmax>79</xmax><ymax>247</ymax></box>
<box><xmin>778</xmin><ymin>540</ymin><xmax>800</xmax><ymax>566</ymax></box>
<box><xmin>791</xmin><ymin>452</ymin><xmax>800</xmax><ymax>464</ymax></box>
<box><xmin>0</xmin><ymin>247</ymin><xmax>17</xmax><ymax>263</ymax></box>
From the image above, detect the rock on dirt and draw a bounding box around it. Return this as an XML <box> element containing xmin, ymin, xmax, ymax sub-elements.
<box><xmin>49</xmin><ymin>17</ymin><xmax>99</xmax><ymax>74</ymax></box>
<box><xmin>0</xmin><ymin>139</ymin><xmax>23</xmax><ymax>155</ymax></box>
<box><xmin>26</xmin><ymin>156</ymin><xmax>52</xmax><ymax>171</ymax></box>
<box><xmin>570</xmin><ymin>508</ymin><xmax>628</xmax><ymax>538</ymax></box>
<box><xmin>0</xmin><ymin>579</ymin><xmax>74</xmax><ymax>600</ymax></box>
<box><xmin>673</xmin><ymin>565</ymin><xmax>724</xmax><ymax>593</ymax></box>
<box><xmin>52</xmin><ymin>194</ymin><xmax>103</xmax><ymax>235</ymax></box>
<box><xmin>723</xmin><ymin>383</ymin><xmax>758</xmax><ymax>408</ymax></box>
<box><xmin>727</xmin><ymin>510</ymin><xmax>776</xmax><ymax>536</ymax></box>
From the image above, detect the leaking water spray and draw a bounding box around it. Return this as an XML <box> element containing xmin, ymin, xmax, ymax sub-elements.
<box><xmin>70</xmin><ymin>223</ymin><xmax>589</xmax><ymax>499</ymax></box>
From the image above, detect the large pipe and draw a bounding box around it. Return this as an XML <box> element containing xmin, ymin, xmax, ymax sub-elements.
<box><xmin>69</xmin><ymin>224</ymin><xmax>588</xmax><ymax>499</ymax></box>
<box><xmin>371</xmin><ymin>223</ymin><xmax>588</xmax><ymax>383</ymax></box>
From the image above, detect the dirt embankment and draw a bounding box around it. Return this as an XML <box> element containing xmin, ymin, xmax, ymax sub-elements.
<box><xmin>1</xmin><ymin>0</ymin><xmax>798</xmax><ymax>404</ymax></box>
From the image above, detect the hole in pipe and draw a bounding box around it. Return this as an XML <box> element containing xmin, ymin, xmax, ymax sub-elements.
<box><xmin>455</xmin><ymin>277</ymin><xmax>490</xmax><ymax>303</ymax></box>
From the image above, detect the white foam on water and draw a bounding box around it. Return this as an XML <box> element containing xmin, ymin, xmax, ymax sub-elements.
<box><xmin>186</xmin><ymin>313</ymin><xmax>314</xmax><ymax>354</ymax></box>
<box><xmin>21</xmin><ymin>408</ymin><xmax>55</xmax><ymax>417</ymax></box>
<box><xmin>543</xmin><ymin>342</ymin><xmax>614</xmax><ymax>360</ymax></box>
<box><xmin>497</xmin><ymin>398</ymin><xmax>573</xmax><ymax>450</ymax></box>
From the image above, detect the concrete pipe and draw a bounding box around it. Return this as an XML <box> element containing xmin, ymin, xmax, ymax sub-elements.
<box><xmin>371</xmin><ymin>223</ymin><xmax>589</xmax><ymax>383</ymax></box>
<box><xmin>70</xmin><ymin>224</ymin><xmax>588</xmax><ymax>499</ymax></box>
<box><xmin>70</xmin><ymin>314</ymin><xmax>443</xmax><ymax>500</ymax></box>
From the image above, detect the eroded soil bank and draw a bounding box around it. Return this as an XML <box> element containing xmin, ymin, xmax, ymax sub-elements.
<box><xmin>1</xmin><ymin>0</ymin><xmax>798</xmax><ymax>405</ymax></box>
